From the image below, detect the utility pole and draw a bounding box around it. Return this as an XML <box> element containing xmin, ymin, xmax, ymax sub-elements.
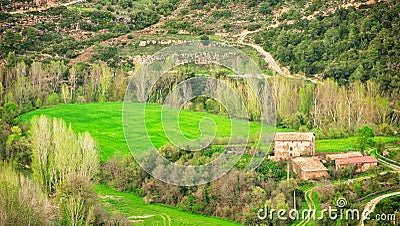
<box><xmin>287</xmin><ymin>161</ymin><xmax>290</xmax><ymax>184</ymax></box>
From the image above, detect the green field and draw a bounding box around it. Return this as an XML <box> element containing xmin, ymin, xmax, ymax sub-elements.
<box><xmin>96</xmin><ymin>185</ymin><xmax>239</xmax><ymax>225</ymax></box>
<box><xmin>20</xmin><ymin>102</ymin><xmax>269</xmax><ymax>161</ymax></box>
<box><xmin>20</xmin><ymin>102</ymin><xmax>399</xmax><ymax>160</ymax></box>
<box><xmin>315</xmin><ymin>136</ymin><xmax>399</xmax><ymax>153</ymax></box>
<box><xmin>21</xmin><ymin>103</ymin><xmax>248</xmax><ymax>225</ymax></box>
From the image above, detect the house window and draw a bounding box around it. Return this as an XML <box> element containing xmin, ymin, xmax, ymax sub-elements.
<box><xmin>290</xmin><ymin>153</ymin><xmax>292</xmax><ymax>157</ymax></box>
<box><xmin>290</xmin><ymin>147</ymin><xmax>293</xmax><ymax>151</ymax></box>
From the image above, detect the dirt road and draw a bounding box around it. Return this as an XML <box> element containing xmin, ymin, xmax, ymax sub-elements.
<box><xmin>359</xmin><ymin>191</ymin><xmax>400</xmax><ymax>226</ymax></box>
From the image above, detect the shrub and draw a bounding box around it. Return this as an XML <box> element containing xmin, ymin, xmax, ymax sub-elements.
<box><xmin>56</xmin><ymin>174</ymin><xmax>97</xmax><ymax>225</ymax></box>
<box><xmin>0</xmin><ymin>162</ymin><xmax>52</xmax><ymax>225</ymax></box>
<box><xmin>46</xmin><ymin>93</ymin><xmax>60</xmax><ymax>106</ymax></box>
<box><xmin>180</xmin><ymin>8</ymin><xmax>189</xmax><ymax>16</ymax></box>
<box><xmin>222</xmin><ymin>23</ymin><xmax>231</xmax><ymax>31</ymax></box>
<box><xmin>200</xmin><ymin>35</ymin><xmax>209</xmax><ymax>40</ymax></box>
<box><xmin>379</xmin><ymin>123</ymin><xmax>393</xmax><ymax>136</ymax></box>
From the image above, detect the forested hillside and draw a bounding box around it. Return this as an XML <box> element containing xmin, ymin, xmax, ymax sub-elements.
<box><xmin>255</xmin><ymin>0</ymin><xmax>400</xmax><ymax>91</ymax></box>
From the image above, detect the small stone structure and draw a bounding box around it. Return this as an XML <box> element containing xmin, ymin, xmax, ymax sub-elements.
<box><xmin>270</xmin><ymin>132</ymin><xmax>315</xmax><ymax>161</ymax></box>
<box><xmin>291</xmin><ymin>157</ymin><xmax>329</xmax><ymax>180</ymax></box>
<box><xmin>335</xmin><ymin>156</ymin><xmax>378</xmax><ymax>172</ymax></box>
<box><xmin>325</xmin><ymin>151</ymin><xmax>363</xmax><ymax>162</ymax></box>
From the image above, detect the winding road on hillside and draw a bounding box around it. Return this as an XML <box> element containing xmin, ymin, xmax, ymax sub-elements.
<box><xmin>357</xmin><ymin>150</ymin><xmax>400</xmax><ymax>225</ymax></box>
<box><xmin>359</xmin><ymin>191</ymin><xmax>400</xmax><ymax>226</ymax></box>
<box><xmin>234</xmin><ymin>29</ymin><xmax>291</xmax><ymax>77</ymax></box>
<box><xmin>375</xmin><ymin>150</ymin><xmax>400</xmax><ymax>171</ymax></box>
<box><xmin>233</xmin><ymin>28</ymin><xmax>318</xmax><ymax>83</ymax></box>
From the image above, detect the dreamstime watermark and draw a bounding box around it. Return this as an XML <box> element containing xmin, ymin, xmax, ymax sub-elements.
<box><xmin>257</xmin><ymin>196</ymin><xmax>396</xmax><ymax>223</ymax></box>
<box><xmin>122</xmin><ymin>41</ymin><xmax>276</xmax><ymax>186</ymax></box>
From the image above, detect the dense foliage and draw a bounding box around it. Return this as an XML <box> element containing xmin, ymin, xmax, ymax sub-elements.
<box><xmin>257</xmin><ymin>1</ymin><xmax>400</xmax><ymax>92</ymax></box>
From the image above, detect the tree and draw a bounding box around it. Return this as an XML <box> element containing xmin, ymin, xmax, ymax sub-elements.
<box><xmin>0</xmin><ymin>30</ymin><xmax>22</xmax><ymax>57</ymax></box>
<box><xmin>5</xmin><ymin>75</ymin><xmax>34</xmax><ymax>112</ymax></box>
<box><xmin>31</xmin><ymin>115</ymin><xmax>100</xmax><ymax>192</ymax></box>
<box><xmin>68</xmin><ymin>64</ymin><xmax>78</xmax><ymax>100</ymax></box>
<box><xmin>1</xmin><ymin>101</ymin><xmax>18</xmax><ymax>124</ymax></box>
<box><xmin>30</xmin><ymin>61</ymin><xmax>47</xmax><ymax>100</ymax></box>
<box><xmin>47</xmin><ymin>61</ymin><xmax>66</xmax><ymax>93</ymax></box>
<box><xmin>356</xmin><ymin>126</ymin><xmax>375</xmax><ymax>154</ymax></box>
<box><xmin>0</xmin><ymin>162</ymin><xmax>51</xmax><ymax>225</ymax></box>
<box><xmin>60</xmin><ymin>83</ymin><xmax>71</xmax><ymax>104</ymax></box>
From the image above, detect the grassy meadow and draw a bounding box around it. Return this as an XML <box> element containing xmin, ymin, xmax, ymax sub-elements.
<box><xmin>96</xmin><ymin>184</ymin><xmax>239</xmax><ymax>225</ymax></box>
<box><xmin>20</xmin><ymin>102</ymin><xmax>399</xmax><ymax>160</ymax></box>
<box><xmin>20</xmin><ymin>102</ymin><xmax>267</xmax><ymax>161</ymax></box>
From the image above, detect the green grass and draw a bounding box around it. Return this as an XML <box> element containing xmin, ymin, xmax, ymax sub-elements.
<box><xmin>95</xmin><ymin>184</ymin><xmax>239</xmax><ymax>225</ymax></box>
<box><xmin>315</xmin><ymin>136</ymin><xmax>399</xmax><ymax>153</ymax></box>
<box><xmin>20</xmin><ymin>102</ymin><xmax>268</xmax><ymax>161</ymax></box>
<box><xmin>20</xmin><ymin>102</ymin><xmax>399</xmax><ymax>161</ymax></box>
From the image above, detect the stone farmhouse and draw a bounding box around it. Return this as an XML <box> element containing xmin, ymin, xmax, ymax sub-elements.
<box><xmin>335</xmin><ymin>156</ymin><xmax>378</xmax><ymax>172</ymax></box>
<box><xmin>269</xmin><ymin>132</ymin><xmax>315</xmax><ymax>161</ymax></box>
<box><xmin>291</xmin><ymin>157</ymin><xmax>329</xmax><ymax>180</ymax></box>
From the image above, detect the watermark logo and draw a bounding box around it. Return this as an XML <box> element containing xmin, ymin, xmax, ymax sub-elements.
<box><xmin>122</xmin><ymin>41</ymin><xmax>276</xmax><ymax>186</ymax></box>
<box><xmin>336</xmin><ymin>197</ymin><xmax>347</xmax><ymax>208</ymax></box>
<box><xmin>257</xmin><ymin>196</ymin><xmax>396</xmax><ymax>223</ymax></box>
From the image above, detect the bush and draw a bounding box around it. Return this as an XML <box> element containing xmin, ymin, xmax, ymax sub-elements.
<box><xmin>247</xmin><ymin>23</ymin><xmax>261</xmax><ymax>31</ymax></box>
<box><xmin>56</xmin><ymin>174</ymin><xmax>97</xmax><ymax>225</ymax></box>
<box><xmin>222</xmin><ymin>23</ymin><xmax>231</xmax><ymax>31</ymax></box>
<box><xmin>379</xmin><ymin>123</ymin><xmax>393</xmax><ymax>136</ymax></box>
<box><xmin>46</xmin><ymin>93</ymin><xmax>61</xmax><ymax>106</ymax></box>
<box><xmin>180</xmin><ymin>8</ymin><xmax>189</xmax><ymax>16</ymax></box>
<box><xmin>200</xmin><ymin>35</ymin><xmax>209</xmax><ymax>40</ymax></box>
<box><xmin>0</xmin><ymin>162</ymin><xmax>52</xmax><ymax>225</ymax></box>
<box><xmin>101</xmin><ymin>153</ymin><xmax>147</xmax><ymax>193</ymax></box>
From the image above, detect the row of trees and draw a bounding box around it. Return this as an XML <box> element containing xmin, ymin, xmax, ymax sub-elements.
<box><xmin>0</xmin><ymin>60</ymin><xmax>127</xmax><ymax>113</ymax></box>
<box><xmin>270</xmin><ymin>75</ymin><xmax>397</xmax><ymax>137</ymax></box>
<box><xmin>1</xmin><ymin>59</ymin><xmax>398</xmax><ymax>139</ymax></box>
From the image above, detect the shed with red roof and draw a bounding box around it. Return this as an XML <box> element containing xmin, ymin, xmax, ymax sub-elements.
<box><xmin>335</xmin><ymin>156</ymin><xmax>378</xmax><ymax>172</ymax></box>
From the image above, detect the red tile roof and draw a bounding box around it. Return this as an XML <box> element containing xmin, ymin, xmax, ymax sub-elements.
<box><xmin>335</xmin><ymin>156</ymin><xmax>377</xmax><ymax>165</ymax></box>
